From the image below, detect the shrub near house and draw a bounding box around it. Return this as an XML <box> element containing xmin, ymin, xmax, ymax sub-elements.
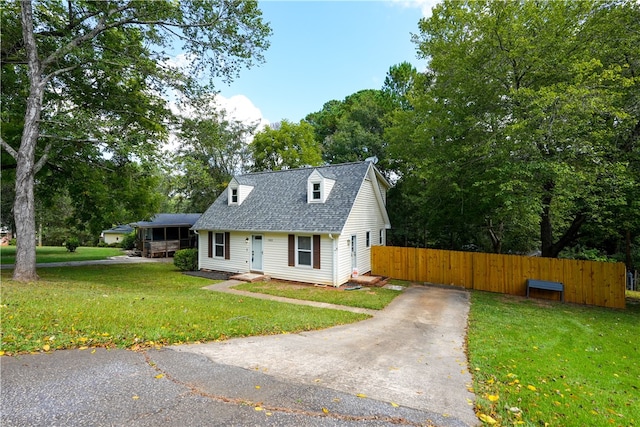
<box><xmin>174</xmin><ymin>249</ymin><xmax>198</xmax><ymax>271</ymax></box>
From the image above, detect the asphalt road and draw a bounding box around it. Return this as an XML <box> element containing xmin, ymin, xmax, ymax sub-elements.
<box><xmin>1</xmin><ymin>285</ymin><xmax>478</xmax><ymax>426</ymax></box>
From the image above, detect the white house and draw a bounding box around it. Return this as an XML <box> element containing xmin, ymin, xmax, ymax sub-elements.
<box><xmin>192</xmin><ymin>161</ymin><xmax>391</xmax><ymax>286</ymax></box>
<box><xmin>100</xmin><ymin>224</ymin><xmax>133</xmax><ymax>245</ymax></box>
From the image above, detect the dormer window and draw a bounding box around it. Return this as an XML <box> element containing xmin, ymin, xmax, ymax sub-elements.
<box><xmin>227</xmin><ymin>178</ymin><xmax>253</xmax><ymax>206</ymax></box>
<box><xmin>312</xmin><ymin>182</ymin><xmax>321</xmax><ymax>200</ymax></box>
<box><xmin>307</xmin><ymin>169</ymin><xmax>335</xmax><ymax>204</ymax></box>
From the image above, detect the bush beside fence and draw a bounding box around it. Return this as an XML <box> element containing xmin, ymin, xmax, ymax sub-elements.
<box><xmin>372</xmin><ymin>246</ymin><xmax>626</xmax><ymax>309</ymax></box>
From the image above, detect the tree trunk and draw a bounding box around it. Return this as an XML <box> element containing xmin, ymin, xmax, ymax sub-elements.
<box><xmin>487</xmin><ymin>219</ymin><xmax>503</xmax><ymax>254</ymax></box>
<box><xmin>540</xmin><ymin>180</ymin><xmax>587</xmax><ymax>258</ymax></box>
<box><xmin>540</xmin><ymin>181</ymin><xmax>555</xmax><ymax>257</ymax></box>
<box><xmin>13</xmin><ymin>1</ymin><xmax>43</xmax><ymax>282</ymax></box>
<box><xmin>626</xmin><ymin>229</ymin><xmax>632</xmax><ymax>270</ymax></box>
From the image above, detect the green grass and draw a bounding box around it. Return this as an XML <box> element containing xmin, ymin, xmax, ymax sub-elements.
<box><xmin>0</xmin><ymin>246</ymin><xmax>124</xmax><ymax>265</ymax></box>
<box><xmin>232</xmin><ymin>281</ymin><xmax>402</xmax><ymax>310</ymax></box>
<box><xmin>467</xmin><ymin>291</ymin><xmax>640</xmax><ymax>426</ymax></box>
<box><xmin>0</xmin><ymin>263</ymin><xmax>368</xmax><ymax>355</ymax></box>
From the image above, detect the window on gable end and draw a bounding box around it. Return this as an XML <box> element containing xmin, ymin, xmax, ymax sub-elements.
<box><xmin>231</xmin><ymin>188</ymin><xmax>238</xmax><ymax>204</ymax></box>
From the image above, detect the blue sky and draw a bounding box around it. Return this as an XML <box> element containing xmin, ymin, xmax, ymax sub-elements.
<box><xmin>210</xmin><ymin>1</ymin><xmax>438</xmax><ymax>127</ymax></box>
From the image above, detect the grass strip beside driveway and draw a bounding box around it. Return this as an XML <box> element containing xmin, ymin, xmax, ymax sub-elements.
<box><xmin>0</xmin><ymin>264</ymin><xmax>368</xmax><ymax>355</ymax></box>
<box><xmin>0</xmin><ymin>246</ymin><xmax>124</xmax><ymax>265</ymax></box>
<box><xmin>232</xmin><ymin>281</ymin><xmax>402</xmax><ymax>310</ymax></box>
<box><xmin>467</xmin><ymin>291</ymin><xmax>640</xmax><ymax>426</ymax></box>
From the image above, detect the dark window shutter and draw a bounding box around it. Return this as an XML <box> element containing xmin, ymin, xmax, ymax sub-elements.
<box><xmin>313</xmin><ymin>235</ymin><xmax>321</xmax><ymax>269</ymax></box>
<box><xmin>224</xmin><ymin>232</ymin><xmax>230</xmax><ymax>260</ymax></box>
<box><xmin>288</xmin><ymin>234</ymin><xmax>295</xmax><ymax>266</ymax></box>
<box><xmin>208</xmin><ymin>232</ymin><xmax>213</xmax><ymax>258</ymax></box>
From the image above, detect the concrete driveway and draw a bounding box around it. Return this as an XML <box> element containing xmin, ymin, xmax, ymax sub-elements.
<box><xmin>177</xmin><ymin>285</ymin><xmax>477</xmax><ymax>426</ymax></box>
<box><xmin>1</xmin><ymin>284</ymin><xmax>477</xmax><ymax>426</ymax></box>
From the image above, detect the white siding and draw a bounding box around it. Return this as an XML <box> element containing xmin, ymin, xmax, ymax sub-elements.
<box><xmin>103</xmin><ymin>233</ymin><xmax>126</xmax><ymax>245</ymax></box>
<box><xmin>198</xmin><ymin>231</ymin><xmax>337</xmax><ymax>286</ymax></box>
<box><xmin>340</xmin><ymin>172</ymin><xmax>388</xmax><ymax>281</ymax></box>
<box><xmin>198</xmin><ymin>232</ymin><xmax>251</xmax><ymax>273</ymax></box>
<box><xmin>261</xmin><ymin>233</ymin><xmax>334</xmax><ymax>285</ymax></box>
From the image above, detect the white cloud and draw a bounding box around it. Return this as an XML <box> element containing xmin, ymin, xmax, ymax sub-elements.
<box><xmin>215</xmin><ymin>94</ymin><xmax>270</xmax><ymax>130</ymax></box>
<box><xmin>163</xmin><ymin>92</ymin><xmax>268</xmax><ymax>153</ymax></box>
<box><xmin>164</xmin><ymin>52</ymin><xmax>195</xmax><ymax>69</ymax></box>
<box><xmin>390</xmin><ymin>0</ymin><xmax>440</xmax><ymax>18</ymax></box>
<box><xmin>166</xmin><ymin>91</ymin><xmax>268</xmax><ymax>130</ymax></box>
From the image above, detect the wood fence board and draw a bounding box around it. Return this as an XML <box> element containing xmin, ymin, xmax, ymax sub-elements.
<box><xmin>371</xmin><ymin>246</ymin><xmax>625</xmax><ymax>309</ymax></box>
<box><xmin>563</xmin><ymin>259</ymin><xmax>580</xmax><ymax>304</ymax></box>
<box><xmin>611</xmin><ymin>263</ymin><xmax>626</xmax><ymax>309</ymax></box>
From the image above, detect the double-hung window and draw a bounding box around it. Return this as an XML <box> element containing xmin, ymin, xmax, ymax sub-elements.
<box><xmin>215</xmin><ymin>232</ymin><xmax>225</xmax><ymax>257</ymax></box>
<box><xmin>312</xmin><ymin>182</ymin><xmax>321</xmax><ymax>201</ymax></box>
<box><xmin>288</xmin><ymin>234</ymin><xmax>320</xmax><ymax>269</ymax></box>
<box><xmin>297</xmin><ymin>236</ymin><xmax>312</xmax><ymax>266</ymax></box>
<box><xmin>231</xmin><ymin>188</ymin><xmax>238</xmax><ymax>204</ymax></box>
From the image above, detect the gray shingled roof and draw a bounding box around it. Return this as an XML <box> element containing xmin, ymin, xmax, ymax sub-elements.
<box><xmin>102</xmin><ymin>224</ymin><xmax>134</xmax><ymax>234</ymax></box>
<box><xmin>131</xmin><ymin>213</ymin><xmax>202</xmax><ymax>228</ymax></box>
<box><xmin>193</xmin><ymin>162</ymin><xmax>377</xmax><ymax>234</ymax></box>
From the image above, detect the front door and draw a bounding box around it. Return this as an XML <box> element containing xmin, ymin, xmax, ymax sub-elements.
<box><xmin>351</xmin><ymin>235</ymin><xmax>357</xmax><ymax>272</ymax></box>
<box><xmin>251</xmin><ymin>235</ymin><xmax>263</xmax><ymax>271</ymax></box>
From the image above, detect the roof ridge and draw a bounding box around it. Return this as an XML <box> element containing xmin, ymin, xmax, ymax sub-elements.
<box><xmin>239</xmin><ymin>161</ymin><xmax>368</xmax><ymax>178</ymax></box>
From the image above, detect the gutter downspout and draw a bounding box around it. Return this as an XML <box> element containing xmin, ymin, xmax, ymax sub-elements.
<box><xmin>329</xmin><ymin>233</ymin><xmax>338</xmax><ymax>287</ymax></box>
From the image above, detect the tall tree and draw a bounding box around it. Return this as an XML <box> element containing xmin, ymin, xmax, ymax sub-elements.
<box><xmin>0</xmin><ymin>0</ymin><xmax>271</xmax><ymax>281</ymax></box>
<box><xmin>306</xmin><ymin>89</ymin><xmax>394</xmax><ymax>175</ymax></box>
<box><xmin>388</xmin><ymin>0</ymin><xmax>639</xmax><ymax>256</ymax></box>
<box><xmin>169</xmin><ymin>95</ymin><xmax>256</xmax><ymax>212</ymax></box>
<box><xmin>249</xmin><ymin>120</ymin><xmax>322</xmax><ymax>171</ymax></box>
<box><xmin>382</xmin><ymin>61</ymin><xmax>418</xmax><ymax>111</ymax></box>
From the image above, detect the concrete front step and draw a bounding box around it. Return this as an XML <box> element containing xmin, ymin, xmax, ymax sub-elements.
<box><xmin>230</xmin><ymin>272</ymin><xmax>270</xmax><ymax>283</ymax></box>
<box><xmin>347</xmin><ymin>274</ymin><xmax>384</xmax><ymax>286</ymax></box>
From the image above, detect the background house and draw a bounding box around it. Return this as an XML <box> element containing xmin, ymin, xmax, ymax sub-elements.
<box><xmin>100</xmin><ymin>224</ymin><xmax>134</xmax><ymax>245</ymax></box>
<box><xmin>192</xmin><ymin>161</ymin><xmax>391</xmax><ymax>286</ymax></box>
<box><xmin>131</xmin><ymin>213</ymin><xmax>200</xmax><ymax>257</ymax></box>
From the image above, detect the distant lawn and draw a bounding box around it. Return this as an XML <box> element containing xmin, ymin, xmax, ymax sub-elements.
<box><xmin>0</xmin><ymin>246</ymin><xmax>124</xmax><ymax>265</ymax></box>
<box><xmin>467</xmin><ymin>290</ymin><xmax>640</xmax><ymax>426</ymax></box>
<box><xmin>0</xmin><ymin>263</ymin><xmax>368</xmax><ymax>355</ymax></box>
<box><xmin>233</xmin><ymin>281</ymin><xmax>402</xmax><ymax>310</ymax></box>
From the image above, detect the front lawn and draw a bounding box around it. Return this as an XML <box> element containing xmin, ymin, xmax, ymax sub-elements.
<box><xmin>467</xmin><ymin>291</ymin><xmax>640</xmax><ymax>426</ymax></box>
<box><xmin>0</xmin><ymin>246</ymin><xmax>124</xmax><ymax>265</ymax></box>
<box><xmin>233</xmin><ymin>281</ymin><xmax>402</xmax><ymax>310</ymax></box>
<box><xmin>0</xmin><ymin>263</ymin><xmax>368</xmax><ymax>355</ymax></box>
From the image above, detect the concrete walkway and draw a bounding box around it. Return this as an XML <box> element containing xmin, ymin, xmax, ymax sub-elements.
<box><xmin>182</xmin><ymin>283</ymin><xmax>479</xmax><ymax>426</ymax></box>
<box><xmin>203</xmin><ymin>279</ymin><xmax>379</xmax><ymax>316</ymax></box>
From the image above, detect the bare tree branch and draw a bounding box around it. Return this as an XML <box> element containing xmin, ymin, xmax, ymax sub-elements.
<box><xmin>33</xmin><ymin>142</ymin><xmax>53</xmax><ymax>173</ymax></box>
<box><xmin>0</xmin><ymin>136</ymin><xmax>18</xmax><ymax>159</ymax></box>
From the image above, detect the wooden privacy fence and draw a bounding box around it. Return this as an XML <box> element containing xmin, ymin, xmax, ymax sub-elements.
<box><xmin>371</xmin><ymin>246</ymin><xmax>627</xmax><ymax>309</ymax></box>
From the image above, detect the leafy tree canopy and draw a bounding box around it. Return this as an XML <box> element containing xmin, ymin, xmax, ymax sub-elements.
<box><xmin>167</xmin><ymin>94</ymin><xmax>257</xmax><ymax>212</ymax></box>
<box><xmin>249</xmin><ymin>119</ymin><xmax>322</xmax><ymax>171</ymax></box>
<box><xmin>305</xmin><ymin>89</ymin><xmax>396</xmax><ymax>176</ymax></box>
<box><xmin>387</xmin><ymin>0</ymin><xmax>640</xmax><ymax>257</ymax></box>
<box><xmin>0</xmin><ymin>0</ymin><xmax>272</xmax><ymax>281</ymax></box>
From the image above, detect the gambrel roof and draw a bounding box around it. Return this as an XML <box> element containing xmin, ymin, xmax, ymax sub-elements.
<box><xmin>192</xmin><ymin>161</ymin><xmax>390</xmax><ymax>234</ymax></box>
